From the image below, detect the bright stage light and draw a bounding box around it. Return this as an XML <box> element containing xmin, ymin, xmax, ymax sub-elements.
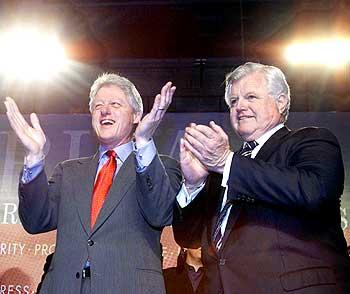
<box><xmin>0</xmin><ymin>26</ymin><xmax>68</xmax><ymax>81</ymax></box>
<box><xmin>285</xmin><ymin>38</ymin><xmax>350</xmax><ymax>68</ymax></box>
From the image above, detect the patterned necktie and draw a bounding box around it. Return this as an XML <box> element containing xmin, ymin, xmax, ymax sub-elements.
<box><xmin>90</xmin><ymin>150</ymin><xmax>117</xmax><ymax>229</ymax></box>
<box><xmin>212</xmin><ymin>140</ymin><xmax>258</xmax><ymax>251</ymax></box>
<box><xmin>238</xmin><ymin>140</ymin><xmax>259</xmax><ymax>157</ymax></box>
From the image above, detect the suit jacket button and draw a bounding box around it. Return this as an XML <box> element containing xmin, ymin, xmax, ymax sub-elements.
<box><xmin>76</xmin><ymin>272</ymin><xmax>80</xmax><ymax>279</ymax></box>
<box><xmin>146</xmin><ymin>177</ymin><xmax>153</xmax><ymax>190</ymax></box>
<box><xmin>219</xmin><ymin>258</ymin><xmax>226</xmax><ymax>266</ymax></box>
<box><xmin>87</xmin><ymin>239</ymin><xmax>94</xmax><ymax>246</ymax></box>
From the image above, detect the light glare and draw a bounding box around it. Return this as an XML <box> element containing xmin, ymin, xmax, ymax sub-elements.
<box><xmin>0</xmin><ymin>26</ymin><xmax>67</xmax><ymax>81</ymax></box>
<box><xmin>285</xmin><ymin>38</ymin><xmax>350</xmax><ymax>68</ymax></box>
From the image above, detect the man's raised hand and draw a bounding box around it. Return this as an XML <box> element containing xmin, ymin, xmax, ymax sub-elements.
<box><xmin>4</xmin><ymin>97</ymin><xmax>46</xmax><ymax>165</ymax></box>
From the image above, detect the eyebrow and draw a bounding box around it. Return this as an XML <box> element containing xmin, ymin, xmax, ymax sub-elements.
<box><xmin>229</xmin><ymin>91</ymin><xmax>257</xmax><ymax>99</ymax></box>
<box><xmin>93</xmin><ymin>97</ymin><xmax>124</xmax><ymax>103</ymax></box>
<box><xmin>243</xmin><ymin>91</ymin><xmax>258</xmax><ymax>96</ymax></box>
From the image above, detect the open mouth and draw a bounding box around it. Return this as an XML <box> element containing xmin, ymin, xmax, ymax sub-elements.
<box><xmin>100</xmin><ymin>119</ymin><xmax>115</xmax><ymax>126</ymax></box>
<box><xmin>238</xmin><ymin>115</ymin><xmax>253</xmax><ymax>121</ymax></box>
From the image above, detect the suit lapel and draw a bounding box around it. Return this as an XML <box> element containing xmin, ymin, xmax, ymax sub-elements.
<box><xmin>91</xmin><ymin>152</ymin><xmax>136</xmax><ymax>233</ymax></box>
<box><xmin>208</xmin><ymin>185</ymin><xmax>225</xmax><ymax>240</ymax></box>
<box><xmin>74</xmin><ymin>152</ymin><xmax>99</xmax><ymax>236</ymax></box>
<box><xmin>205</xmin><ymin>175</ymin><xmax>226</xmax><ymax>258</ymax></box>
<box><xmin>219</xmin><ymin>203</ymin><xmax>242</xmax><ymax>252</ymax></box>
<box><xmin>255</xmin><ymin>126</ymin><xmax>290</xmax><ymax>161</ymax></box>
<box><xmin>219</xmin><ymin>126</ymin><xmax>291</xmax><ymax>251</ymax></box>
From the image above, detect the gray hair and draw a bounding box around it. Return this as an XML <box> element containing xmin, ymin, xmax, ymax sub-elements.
<box><xmin>89</xmin><ymin>73</ymin><xmax>143</xmax><ymax>115</ymax></box>
<box><xmin>225</xmin><ymin>62</ymin><xmax>291</xmax><ymax>122</ymax></box>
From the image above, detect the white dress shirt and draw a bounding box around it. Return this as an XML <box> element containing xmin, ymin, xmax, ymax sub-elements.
<box><xmin>176</xmin><ymin>124</ymin><xmax>284</xmax><ymax>248</ymax></box>
<box><xmin>21</xmin><ymin>139</ymin><xmax>157</xmax><ymax>184</ymax></box>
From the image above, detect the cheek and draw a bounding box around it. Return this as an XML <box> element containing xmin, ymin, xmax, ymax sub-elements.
<box><xmin>262</xmin><ymin>105</ymin><xmax>279</xmax><ymax>121</ymax></box>
<box><xmin>253</xmin><ymin>103</ymin><xmax>272</xmax><ymax>121</ymax></box>
<box><xmin>91</xmin><ymin>115</ymin><xmax>98</xmax><ymax>128</ymax></box>
<box><xmin>230</xmin><ymin>109</ymin><xmax>237</xmax><ymax>122</ymax></box>
<box><xmin>119</xmin><ymin>113</ymin><xmax>134</xmax><ymax>129</ymax></box>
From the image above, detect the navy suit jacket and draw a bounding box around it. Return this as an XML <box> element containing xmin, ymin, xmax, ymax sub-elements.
<box><xmin>173</xmin><ymin>126</ymin><xmax>350</xmax><ymax>293</ymax></box>
<box><xmin>19</xmin><ymin>152</ymin><xmax>182</xmax><ymax>294</ymax></box>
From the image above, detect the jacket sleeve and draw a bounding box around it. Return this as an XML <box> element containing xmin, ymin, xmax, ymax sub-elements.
<box><xmin>172</xmin><ymin>173</ymin><xmax>222</xmax><ymax>248</ymax></box>
<box><xmin>136</xmin><ymin>154</ymin><xmax>182</xmax><ymax>228</ymax></box>
<box><xmin>227</xmin><ymin>128</ymin><xmax>344</xmax><ymax>213</ymax></box>
<box><xmin>18</xmin><ymin>163</ymin><xmax>62</xmax><ymax>234</ymax></box>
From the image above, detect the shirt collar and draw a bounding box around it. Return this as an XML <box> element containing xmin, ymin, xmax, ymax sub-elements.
<box><xmin>255</xmin><ymin>123</ymin><xmax>284</xmax><ymax>147</ymax></box>
<box><xmin>245</xmin><ymin>123</ymin><xmax>284</xmax><ymax>158</ymax></box>
<box><xmin>98</xmin><ymin>141</ymin><xmax>133</xmax><ymax>163</ymax></box>
<box><xmin>185</xmin><ymin>263</ymin><xmax>204</xmax><ymax>273</ymax></box>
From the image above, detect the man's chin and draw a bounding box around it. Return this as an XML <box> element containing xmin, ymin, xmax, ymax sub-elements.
<box><xmin>236</xmin><ymin>129</ymin><xmax>254</xmax><ymax>141</ymax></box>
<box><xmin>97</xmin><ymin>136</ymin><xmax>120</xmax><ymax>147</ymax></box>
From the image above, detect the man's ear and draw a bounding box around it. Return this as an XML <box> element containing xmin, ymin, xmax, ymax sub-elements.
<box><xmin>276</xmin><ymin>94</ymin><xmax>288</xmax><ymax>115</ymax></box>
<box><xmin>133</xmin><ymin>112</ymin><xmax>142</xmax><ymax>124</ymax></box>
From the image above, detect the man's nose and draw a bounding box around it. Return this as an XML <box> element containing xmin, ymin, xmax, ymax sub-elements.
<box><xmin>231</xmin><ymin>98</ymin><xmax>244</xmax><ymax>112</ymax></box>
<box><xmin>100</xmin><ymin>104</ymin><xmax>112</xmax><ymax>115</ymax></box>
<box><xmin>235</xmin><ymin>97</ymin><xmax>247</xmax><ymax>110</ymax></box>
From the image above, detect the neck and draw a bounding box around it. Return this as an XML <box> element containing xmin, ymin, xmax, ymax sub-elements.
<box><xmin>186</xmin><ymin>256</ymin><xmax>203</xmax><ymax>272</ymax></box>
<box><xmin>101</xmin><ymin>135</ymin><xmax>133</xmax><ymax>150</ymax></box>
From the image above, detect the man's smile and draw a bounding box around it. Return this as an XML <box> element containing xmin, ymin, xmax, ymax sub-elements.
<box><xmin>100</xmin><ymin>119</ymin><xmax>115</xmax><ymax>126</ymax></box>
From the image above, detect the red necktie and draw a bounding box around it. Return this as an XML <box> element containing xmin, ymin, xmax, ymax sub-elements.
<box><xmin>90</xmin><ymin>150</ymin><xmax>117</xmax><ymax>229</ymax></box>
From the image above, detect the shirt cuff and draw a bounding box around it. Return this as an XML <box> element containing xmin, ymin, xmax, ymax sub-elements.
<box><xmin>176</xmin><ymin>182</ymin><xmax>205</xmax><ymax>208</ymax></box>
<box><xmin>221</xmin><ymin>151</ymin><xmax>234</xmax><ymax>188</ymax></box>
<box><xmin>133</xmin><ymin>139</ymin><xmax>157</xmax><ymax>173</ymax></box>
<box><xmin>21</xmin><ymin>158</ymin><xmax>45</xmax><ymax>184</ymax></box>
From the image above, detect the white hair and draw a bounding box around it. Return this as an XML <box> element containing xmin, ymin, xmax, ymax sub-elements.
<box><xmin>89</xmin><ymin>73</ymin><xmax>143</xmax><ymax>115</ymax></box>
<box><xmin>225</xmin><ymin>62</ymin><xmax>291</xmax><ymax>122</ymax></box>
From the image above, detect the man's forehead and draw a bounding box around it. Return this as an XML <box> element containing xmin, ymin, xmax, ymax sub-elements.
<box><xmin>231</xmin><ymin>72</ymin><xmax>266</xmax><ymax>94</ymax></box>
<box><xmin>94</xmin><ymin>85</ymin><xmax>127</xmax><ymax>100</ymax></box>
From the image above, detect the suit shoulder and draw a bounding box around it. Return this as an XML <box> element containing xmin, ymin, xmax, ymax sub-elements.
<box><xmin>60</xmin><ymin>156</ymin><xmax>94</xmax><ymax>167</ymax></box>
<box><xmin>159</xmin><ymin>154</ymin><xmax>177</xmax><ymax>161</ymax></box>
<box><xmin>289</xmin><ymin>126</ymin><xmax>338</xmax><ymax>141</ymax></box>
<box><xmin>159</xmin><ymin>154</ymin><xmax>179</xmax><ymax>166</ymax></box>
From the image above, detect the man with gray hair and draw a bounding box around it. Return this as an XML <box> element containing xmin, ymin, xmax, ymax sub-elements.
<box><xmin>4</xmin><ymin>73</ymin><xmax>182</xmax><ymax>294</ymax></box>
<box><xmin>173</xmin><ymin>62</ymin><xmax>350</xmax><ymax>293</ymax></box>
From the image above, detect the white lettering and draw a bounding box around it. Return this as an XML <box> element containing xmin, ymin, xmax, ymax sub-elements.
<box><xmin>34</xmin><ymin>243</ymin><xmax>55</xmax><ymax>256</ymax></box>
<box><xmin>341</xmin><ymin>207</ymin><xmax>348</xmax><ymax>229</ymax></box>
<box><xmin>7</xmin><ymin>285</ymin><xmax>13</xmax><ymax>294</ymax></box>
<box><xmin>0</xmin><ymin>285</ymin><xmax>31</xmax><ymax>294</ymax></box>
<box><xmin>0</xmin><ymin>243</ymin><xmax>25</xmax><ymax>255</ymax></box>
<box><xmin>169</xmin><ymin>130</ymin><xmax>184</xmax><ymax>157</ymax></box>
<box><xmin>63</xmin><ymin>130</ymin><xmax>90</xmax><ymax>159</ymax></box>
<box><xmin>2</xmin><ymin>203</ymin><xmax>18</xmax><ymax>224</ymax></box>
<box><xmin>0</xmin><ymin>132</ymin><xmax>17</xmax><ymax>194</ymax></box>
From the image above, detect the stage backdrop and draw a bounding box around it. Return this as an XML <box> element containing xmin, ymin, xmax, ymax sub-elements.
<box><xmin>1</xmin><ymin>112</ymin><xmax>350</xmax><ymax>293</ymax></box>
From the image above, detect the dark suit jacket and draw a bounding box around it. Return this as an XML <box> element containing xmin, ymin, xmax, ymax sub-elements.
<box><xmin>36</xmin><ymin>253</ymin><xmax>54</xmax><ymax>293</ymax></box>
<box><xmin>163</xmin><ymin>265</ymin><xmax>205</xmax><ymax>294</ymax></box>
<box><xmin>19</xmin><ymin>151</ymin><xmax>182</xmax><ymax>294</ymax></box>
<box><xmin>173</xmin><ymin>126</ymin><xmax>350</xmax><ymax>294</ymax></box>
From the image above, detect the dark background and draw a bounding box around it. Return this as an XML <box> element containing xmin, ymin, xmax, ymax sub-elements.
<box><xmin>0</xmin><ymin>0</ymin><xmax>349</xmax><ymax>114</ymax></box>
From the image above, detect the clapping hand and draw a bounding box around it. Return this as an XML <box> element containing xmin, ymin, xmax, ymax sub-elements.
<box><xmin>4</xmin><ymin>97</ymin><xmax>46</xmax><ymax>165</ymax></box>
<box><xmin>183</xmin><ymin>121</ymin><xmax>231</xmax><ymax>174</ymax></box>
<box><xmin>179</xmin><ymin>137</ymin><xmax>209</xmax><ymax>193</ymax></box>
<box><xmin>134</xmin><ymin>82</ymin><xmax>176</xmax><ymax>147</ymax></box>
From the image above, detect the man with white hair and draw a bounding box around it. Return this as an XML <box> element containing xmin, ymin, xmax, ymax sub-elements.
<box><xmin>173</xmin><ymin>62</ymin><xmax>350</xmax><ymax>293</ymax></box>
<box><xmin>5</xmin><ymin>73</ymin><xmax>182</xmax><ymax>294</ymax></box>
